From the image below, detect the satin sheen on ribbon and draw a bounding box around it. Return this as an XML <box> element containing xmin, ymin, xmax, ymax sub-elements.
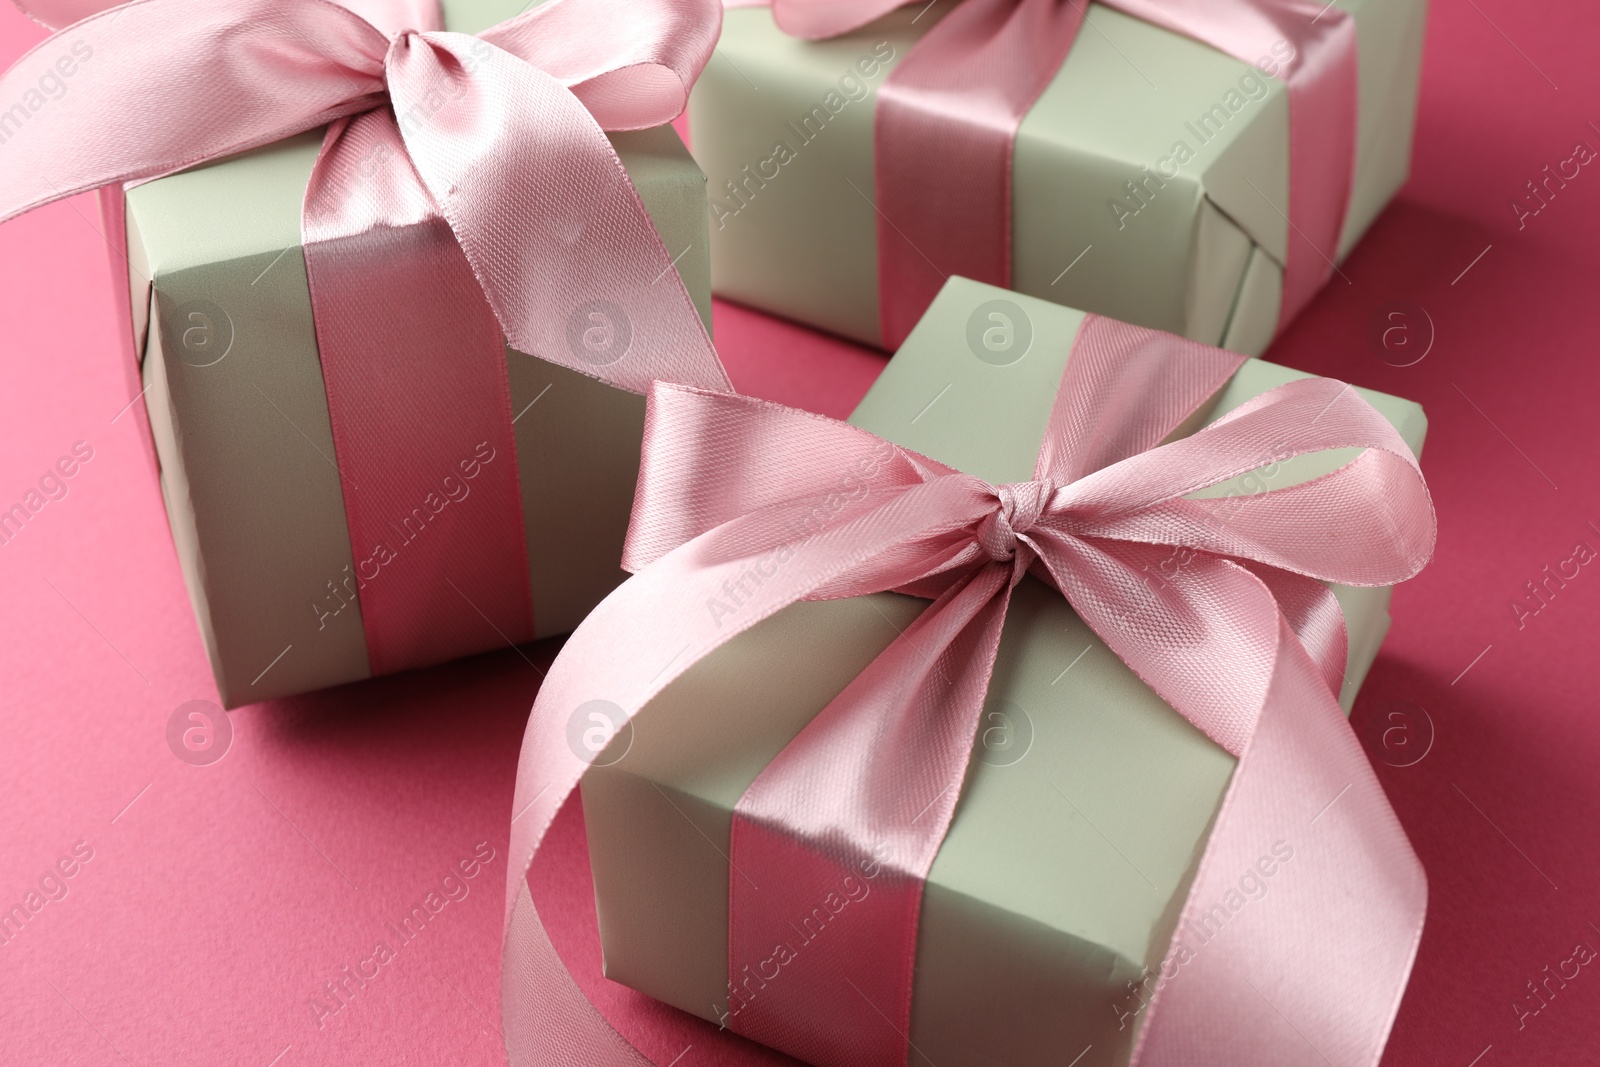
<box><xmin>1</xmin><ymin>0</ymin><xmax>731</xmax><ymax>674</ymax></box>
<box><xmin>503</xmin><ymin>316</ymin><xmax>1432</xmax><ymax>1066</ymax></box>
<box><xmin>739</xmin><ymin>0</ymin><xmax>1357</xmax><ymax>349</ymax></box>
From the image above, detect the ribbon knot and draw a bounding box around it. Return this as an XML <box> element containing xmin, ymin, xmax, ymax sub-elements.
<box><xmin>381</xmin><ymin>26</ymin><xmax>429</xmax><ymax>83</ymax></box>
<box><xmin>977</xmin><ymin>479</ymin><xmax>1050</xmax><ymax>563</ymax></box>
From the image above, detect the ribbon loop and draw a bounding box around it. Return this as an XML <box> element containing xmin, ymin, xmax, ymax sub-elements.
<box><xmin>389</xmin><ymin>30</ymin><xmax>730</xmax><ymax>393</ymax></box>
<box><xmin>623</xmin><ymin>386</ymin><xmax>952</xmax><ymax>572</ymax></box>
<box><xmin>482</xmin><ymin>0</ymin><xmax>723</xmax><ymax>129</ymax></box>
<box><xmin>0</xmin><ymin>0</ymin><xmax>391</xmax><ymax>225</ymax></box>
<box><xmin>1053</xmin><ymin>379</ymin><xmax>1435</xmax><ymax>586</ymax></box>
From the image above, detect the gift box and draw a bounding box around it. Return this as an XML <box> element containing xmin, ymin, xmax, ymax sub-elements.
<box><xmin>82</xmin><ymin>0</ymin><xmax>721</xmax><ymax>705</ymax></box>
<box><xmin>689</xmin><ymin>0</ymin><xmax>1425</xmax><ymax>353</ymax></box>
<box><xmin>574</xmin><ymin>277</ymin><xmax>1428</xmax><ymax>1067</ymax></box>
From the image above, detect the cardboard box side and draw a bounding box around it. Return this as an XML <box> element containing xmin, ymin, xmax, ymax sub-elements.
<box><xmin>1338</xmin><ymin>0</ymin><xmax>1429</xmax><ymax>259</ymax></box>
<box><xmin>1219</xmin><ymin>243</ymin><xmax>1283</xmax><ymax>356</ymax></box>
<box><xmin>137</xmin><ymin>251</ymin><xmax>371</xmax><ymax>707</ymax></box>
<box><xmin>912</xmin><ymin>875</ymin><xmax>1145</xmax><ymax>1067</ymax></box>
<box><xmin>512</xmin><ymin>358</ymin><xmax>647</xmax><ymax>640</ymax></box>
<box><xmin>137</xmin><ymin>302</ymin><xmax>229</xmax><ymax>699</ymax></box>
<box><xmin>1183</xmin><ymin>199</ymin><xmax>1256</xmax><ymax>347</ymax></box>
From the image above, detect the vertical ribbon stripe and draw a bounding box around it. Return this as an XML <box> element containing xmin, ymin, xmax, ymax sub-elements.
<box><xmin>872</xmin><ymin>0</ymin><xmax>1085</xmax><ymax>348</ymax></box>
<box><xmin>304</xmin><ymin>101</ymin><xmax>534</xmax><ymax>672</ymax></box>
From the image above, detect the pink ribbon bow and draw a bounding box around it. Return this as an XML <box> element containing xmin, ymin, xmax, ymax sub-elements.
<box><xmin>503</xmin><ymin>315</ymin><xmax>1433</xmax><ymax>1066</ymax></box>
<box><xmin>731</xmin><ymin>0</ymin><xmax>1357</xmax><ymax>349</ymax></box>
<box><xmin>1</xmin><ymin>0</ymin><xmax>731</xmax><ymax>673</ymax></box>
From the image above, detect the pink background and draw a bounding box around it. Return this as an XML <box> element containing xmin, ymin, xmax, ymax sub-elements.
<box><xmin>4</xmin><ymin>2</ymin><xmax>1599</xmax><ymax>1065</ymax></box>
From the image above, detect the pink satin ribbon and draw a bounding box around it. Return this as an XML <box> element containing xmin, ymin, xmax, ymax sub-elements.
<box><xmin>1</xmin><ymin>0</ymin><xmax>731</xmax><ymax>674</ymax></box>
<box><xmin>503</xmin><ymin>316</ymin><xmax>1432</xmax><ymax>1066</ymax></box>
<box><xmin>748</xmin><ymin>0</ymin><xmax>1357</xmax><ymax>349</ymax></box>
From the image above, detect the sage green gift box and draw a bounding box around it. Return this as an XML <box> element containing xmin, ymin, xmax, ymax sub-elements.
<box><xmin>579</xmin><ymin>278</ymin><xmax>1426</xmax><ymax>1067</ymax></box>
<box><xmin>689</xmin><ymin>0</ymin><xmax>1425</xmax><ymax>353</ymax></box>
<box><xmin>108</xmin><ymin>0</ymin><xmax>711</xmax><ymax>707</ymax></box>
